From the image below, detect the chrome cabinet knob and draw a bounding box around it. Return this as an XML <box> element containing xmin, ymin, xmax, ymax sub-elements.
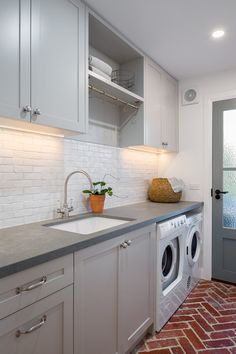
<box><xmin>33</xmin><ymin>107</ymin><xmax>41</xmax><ymax>116</ymax></box>
<box><xmin>126</xmin><ymin>240</ymin><xmax>132</xmax><ymax>246</ymax></box>
<box><xmin>120</xmin><ymin>242</ymin><xmax>128</xmax><ymax>249</ymax></box>
<box><xmin>23</xmin><ymin>105</ymin><xmax>32</xmax><ymax>113</ymax></box>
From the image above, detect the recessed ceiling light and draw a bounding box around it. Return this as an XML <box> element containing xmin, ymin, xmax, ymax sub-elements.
<box><xmin>212</xmin><ymin>29</ymin><xmax>225</xmax><ymax>39</ymax></box>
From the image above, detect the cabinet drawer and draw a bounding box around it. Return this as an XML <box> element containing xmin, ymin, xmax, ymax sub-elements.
<box><xmin>0</xmin><ymin>254</ymin><xmax>73</xmax><ymax>320</ymax></box>
<box><xmin>0</xmin><ymin>285</ymin><xmax>73</xmax><ymax>354</ymax></box>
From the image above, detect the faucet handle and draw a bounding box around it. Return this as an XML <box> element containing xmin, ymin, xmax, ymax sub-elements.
<box><xmin>56</xmin><ymin>200</ymin><xmax>67</xmax><ymax>218</ymax></box>
<box><xmin>56</xmin><ymin>207</ymin><xmax>65</xmax><ymax>218</ymax></box>
<box><xmin>68</xmin><ymin>206</ymin><xmax>74</xmax><ymax>213</ymax></box>
<box><xmin>68</xmin><ymin>199</ymin><xmax>74</xmax><ymax>213</ymax></box>
<box><xmin>56</xmin><ymin>200</ymin><xmax>63</xmax><ymax>217</ymax></box>
<box><xmin>57</xmin><ymin>202</ymin><xmax>74</xmax><ymax>218</ymax></box>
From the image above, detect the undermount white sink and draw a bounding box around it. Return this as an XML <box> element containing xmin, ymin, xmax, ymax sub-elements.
<box><xmin>47</xmin><ymin>216</ymin><xmax>132</xmax><ymax>235</ymax></box>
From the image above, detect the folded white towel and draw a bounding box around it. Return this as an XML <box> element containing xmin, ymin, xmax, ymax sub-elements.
<box><xmin>168</xmin><ymin>177</ymin><xmax>185</xmax><ymax>193</ymax></box>
<box><xmin>90</xmin><ymin>66</ymin><xmax>111</xmax><ymax>81</ymax></box>
<box><xmin>89</xmin><ymin>55</ymin><xmax>113</xmax><ymax>76</ymax></box>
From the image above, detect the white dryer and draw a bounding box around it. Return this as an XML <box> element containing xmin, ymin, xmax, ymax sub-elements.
<box><xmin>184</xmin><ymin>212</ymin><xmax>203</xmax><ymax>293</ymax></box>
<box><xmin>156</xmin><ymin>215</ymin><xmax>189</xmax><ymax>332</ymax></box>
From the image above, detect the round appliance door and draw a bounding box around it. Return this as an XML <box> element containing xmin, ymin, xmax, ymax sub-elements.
<box><xmin>161</xmin><ymin>239</ymin><xmax>178</xmax><ymax>284</ymax></box>
<box><xmin>186</xmin><ymin>226</ymin><xmax>201</xmax><ymax>266</ymax></box>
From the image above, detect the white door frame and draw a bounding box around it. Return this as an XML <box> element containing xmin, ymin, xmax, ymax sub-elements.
<box><xmin>203</xmin><ymin>89</ymin><xmax>236</xmax><ymax>280</ymax></box>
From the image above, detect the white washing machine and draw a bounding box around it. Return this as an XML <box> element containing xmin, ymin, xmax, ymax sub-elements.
<box><xmin>184</xmin><ymin>212</ymin><xmax>203</xmax><ymax>293</ymax></box>
<box><xmin>156</xmin><ymin>215</ymin><xmax>189</xmax><ymax>332</ymax></box>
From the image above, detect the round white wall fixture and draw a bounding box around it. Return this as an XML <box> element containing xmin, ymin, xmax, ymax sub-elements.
<box><xmin>182</xmin><ymin>88</ymin><xmax>199</xmax><ymax>105</ymax></box>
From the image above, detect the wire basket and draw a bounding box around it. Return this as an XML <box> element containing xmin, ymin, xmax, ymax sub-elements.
<box><xmin>111</xmin><ymin>70</ymin><xmax>135</xmax><ymax>90</ymax></box>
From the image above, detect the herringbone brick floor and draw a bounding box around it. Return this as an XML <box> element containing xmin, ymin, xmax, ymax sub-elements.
<box><xmin>137</xmin><ymin>280</ymin><xmax>236</xmax><ymax>353</ymax></box>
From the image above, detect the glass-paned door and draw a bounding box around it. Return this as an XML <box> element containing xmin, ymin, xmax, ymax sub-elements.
<box><xmin>212</xmin><ymin>99</ymin><xmax>236</xmax><ymax>283</ymax></box>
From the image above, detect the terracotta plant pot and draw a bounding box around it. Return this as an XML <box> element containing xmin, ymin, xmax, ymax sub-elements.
<box><xmin>89</xmin><ymin>194</ymin><xmax>105</xmax><ymax>213</ymax></box>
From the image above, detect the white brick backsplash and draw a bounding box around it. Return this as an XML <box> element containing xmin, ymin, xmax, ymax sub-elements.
<box><xmin>0</xmin><ymin>127</ymin><xmax>158</xmax><ymax>229</ymax></box>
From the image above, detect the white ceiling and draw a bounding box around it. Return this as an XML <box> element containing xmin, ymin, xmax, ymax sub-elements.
<box><xmin>85</xmin><ymin>0</ymin><xmax>236</xmax><ymax>79</ymax></box>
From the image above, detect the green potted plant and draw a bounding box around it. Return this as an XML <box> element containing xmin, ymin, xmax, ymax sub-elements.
<box><xmin>83</xmin><ymin>181</ymin><xmax>113</xmax><ymax>213</ymax></box>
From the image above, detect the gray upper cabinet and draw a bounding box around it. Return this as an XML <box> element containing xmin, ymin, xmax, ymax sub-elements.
<box><xmin>0</xmin><ymin>0</ymin><xmax>87</xmax><ymax>133</ymax></box>
<box><xmin>161</xmin><ymin>72</ymin><xmax>179</xmax><ymax>152</ymax></box>
<box><xmin>144</xmin><ymin>59</ymin><xmax>162</xmax><ymax>148</ymax></box>
<box><xmin>0</xmin><ymin>0</ymin><xmax>30</xmax><ymax>122</ymax></box>
<box><xmin>31</xmin><ymin>0</ymin><xmax>86</xmax><ymax>132</ymax></box>
<box><xmin>143</xmin><ymin>57</ymin><xmax>179</xmax><ymax>152</ymax></box>
<box><xmin>120</xmin><ymin>57</ymin><xmax>179</xmax><ymax>152</ymax></box>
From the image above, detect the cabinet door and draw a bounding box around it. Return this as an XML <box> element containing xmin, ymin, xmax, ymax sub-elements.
<box><xmin>0</xmin><ymin>0</ymin><xmax>30</xmax><ymax>121</ymax></box>
<box><xmin>31</xmin><ymin>0</ymin><xmax>87</xmax><ymax>132</ymax></box>
<box><xmin>161</xmin><ymin>73</ymin><xmax>179</xmax><ymax>152</ymax></box>
<box><xmin>74</xmin><ymin>237</ymin><xmax>122</xmax><ymax>354</ymax></box>
<box><xmin>0</xmin><ymin>285</ymin><xmax>73</xmax><ymax>354</ymax></box>
<box><xmin>119</xmin><ymin>226</ymin><xmax>155</xmax><ymax>353</ymax></box>
<box><xmin>144</xmin><ymin>58</ymin><xmax>162</xmax><ymax>148</ymax></box>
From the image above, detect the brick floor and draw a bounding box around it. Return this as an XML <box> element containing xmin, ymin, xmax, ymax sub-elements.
<box><xmin>136</xmin><ymin>280</ymin><xmax>236</xmax><ymax>353</ymax></box>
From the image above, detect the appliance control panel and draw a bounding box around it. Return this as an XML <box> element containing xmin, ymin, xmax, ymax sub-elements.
<box><xmin>157</xmin><ymin>215</ymin><xmax>187</xmax><ymax>237</ymax></box>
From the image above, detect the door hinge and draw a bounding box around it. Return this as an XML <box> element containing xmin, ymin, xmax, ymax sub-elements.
<box><xmin>211</xmin><ymin>188</ymin><xmax>213</xmax><ymax>197</ymax></box>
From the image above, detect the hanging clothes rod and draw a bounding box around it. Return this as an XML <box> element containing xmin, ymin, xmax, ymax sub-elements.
<box><xmin>88</xmin><ymin>84</ymin><xmax>140</xmax><ymax>110</ymax></box>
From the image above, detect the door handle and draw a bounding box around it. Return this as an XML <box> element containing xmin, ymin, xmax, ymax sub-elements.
<box><xmin>215</xmin><ymin>189</ymin><xmax>229</xmax><ymax>199</ymax></box>
<box><xmin>215</xmin><ymin>189</ymin><xmax>229</xmax><ymax>194</ymax></box>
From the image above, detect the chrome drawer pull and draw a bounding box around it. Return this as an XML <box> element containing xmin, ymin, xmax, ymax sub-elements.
<box><xmin>15</xmin><ymin>276</ymin><xmax>47</xmax><ymax>294</ymax></box>
<box><xmin>15</xmin><ymin>315</ymin><xmax>47</xmax><ymax>338</ymax></box>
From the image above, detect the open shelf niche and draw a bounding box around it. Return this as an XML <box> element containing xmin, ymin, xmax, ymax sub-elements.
<box><xmin>78</xmin><ymin>12</ymin><xmax>144</xmax><ymax>147</ymax></box>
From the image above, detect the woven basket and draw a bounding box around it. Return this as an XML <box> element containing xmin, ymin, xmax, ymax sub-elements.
<box><xmin>148</xmin><ymin>178</ymin><xmax>182</xmax><ymax>203</ymax></box>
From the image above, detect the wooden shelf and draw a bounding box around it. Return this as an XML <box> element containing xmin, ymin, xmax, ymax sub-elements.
<box><xmin>88</xmin><ymin>70</ymin><xmax>144</xmax><ymax>106</ymax></box>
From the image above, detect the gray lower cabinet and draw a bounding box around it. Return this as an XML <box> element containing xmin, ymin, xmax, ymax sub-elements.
<box><xmin>74</xmin><ymin>236</ymin><xmax>119</xmax><ymax>354</ymax></box>
<box><xmin>118</xmin><ymin>226</ymin><xmax>155</xmax><ymax>353</ymax></box>
<box><xmin>0</xmin><ymin>0</ymin><xmax>87</xmax><ymax>133</ymax></box>
<box><xmin>0</xmin><ymin>285</ymin><xmax>73</xmax><ymax>354</ymax></box>
<box><xmin>74</xmin><ymin>225</ymin><xmax>155</xmax><ymax>354</ymax></box>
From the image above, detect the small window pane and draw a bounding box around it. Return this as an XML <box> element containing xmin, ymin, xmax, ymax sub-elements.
<box><xmin>223</xmin><ymin>110</ymin><xmax>236</xmax><ymax>168</ymax></box>
<box><xmin>223</xmin><ymin>171</ymin><xmax>236</xmax><ymax>228</ymax></box>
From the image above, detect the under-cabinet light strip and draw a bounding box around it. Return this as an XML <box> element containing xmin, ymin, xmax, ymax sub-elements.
<box><xmin>88</xmin><ymin>84</ymin><xmax>140</xmax><ymax>110</ymax></box>
<box><xmin>0</xmin><ymin>124</ymin><xmax>64</xmax><ymax>137</ymax></box>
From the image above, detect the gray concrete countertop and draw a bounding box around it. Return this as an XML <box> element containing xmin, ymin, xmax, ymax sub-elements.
<box><xmin>0</xmin><ymin>200</ymin><xmax>203</xmax><ymax>279</ymax></box>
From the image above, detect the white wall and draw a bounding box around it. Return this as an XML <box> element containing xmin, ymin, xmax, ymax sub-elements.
<box><xmin>0</xmin><ymin>127</ymin><xmax>158</xmax><ymax>229</ymax></box>
<box><xmin>158</xmin><ymin>69</ymin><xmax>236</xmax><ymax>279</ymax></box>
